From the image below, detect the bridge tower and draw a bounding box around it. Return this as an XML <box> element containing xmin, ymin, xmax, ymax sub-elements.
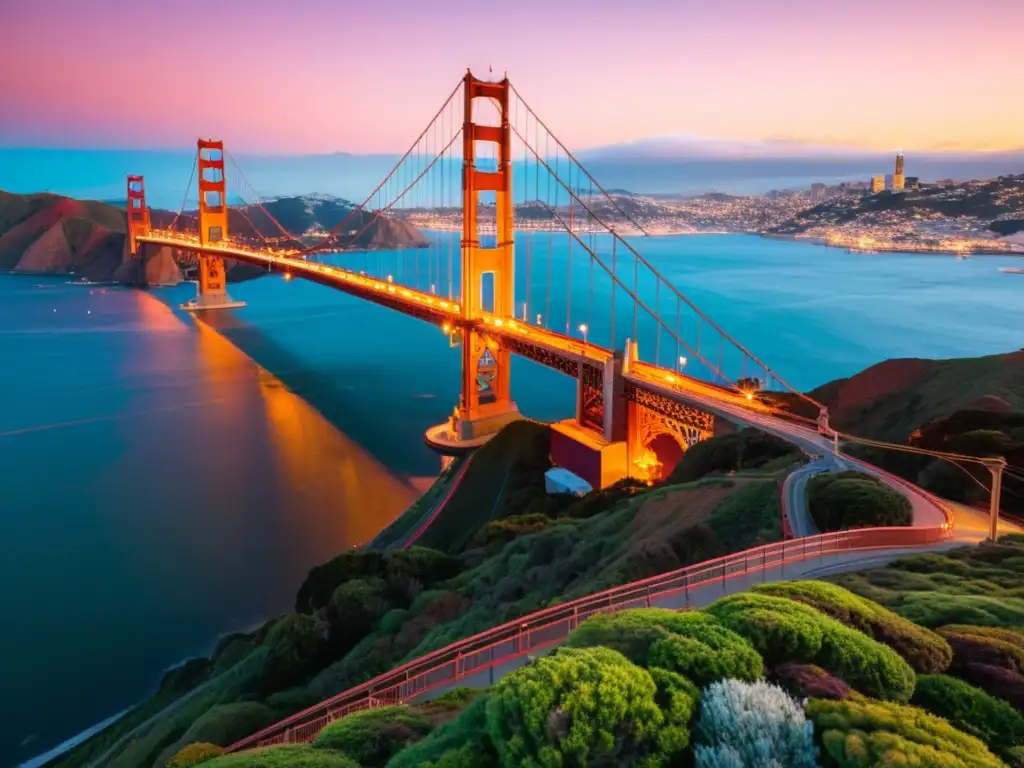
<box><xmin>126</xmin><ymin>175</ymin><xmax>151</xmax><ymax>257</ymax></box>
<box><xmin>183</xmin><ymin>139</ymin><xmax>245</xmax><ymax>310</ymax></box>
<box><xmin>451</xmin><ymin>71</ymin><xmax>521</xmax><ymax>441</ymax></box>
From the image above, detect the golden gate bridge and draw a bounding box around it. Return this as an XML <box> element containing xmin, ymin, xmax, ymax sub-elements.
<box><xmin>127</xmin><ymin>70</ymin><xmax>845</xmax><ymax>489</ymax></box>
<box><xmin>113</xmin><ymin>69</ymin><xmax>1011</xmax><ymax>754</ymax></box>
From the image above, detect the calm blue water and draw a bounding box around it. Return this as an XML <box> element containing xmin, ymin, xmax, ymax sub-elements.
<box><xmin>2</xmin><ymin>233</ymin><xmax>1022</xmax><ymax>766</ymax></box>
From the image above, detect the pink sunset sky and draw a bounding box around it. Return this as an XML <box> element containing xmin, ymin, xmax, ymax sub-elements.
<box><xmin>1</xmin><ymin>0</ymin><xmax>1021</xmax><ymax>155</ymax></box>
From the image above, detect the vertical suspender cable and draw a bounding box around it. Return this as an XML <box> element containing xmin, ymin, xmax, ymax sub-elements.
<box><xmin>654</xmin><ymin>281</ymin><xmax>661</xmax><ymax>367</ymax></box>
<box><xmin>610</xmin><ymin>236</ymin><xmax>616</xmax><ymax>350</ymax></box>
<box><xmin>565</xmin><ymin>162</ymin><xmax>574</xmax><ymax>336</ymax></box>
<box><xmin>545</xmin><ymin>131</ymin><xmax>552</xmax><ymax>329</ymax></box>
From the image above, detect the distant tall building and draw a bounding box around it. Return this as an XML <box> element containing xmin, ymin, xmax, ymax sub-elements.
<box><xmin>871</xmin><ymin>175</ymin><xmax>885</xmax><ymax>193</ymax></box>
<box><xmin>810</xmin><ymin>183</ymin><xmax>827</xmax><ymax>202</ymax></box>
<box><xmin>893</xmin><ymin>153</ymin><xmax>906</xmax><ymax>191</ymax></box>
<box><xmin>884</xmin><ymin>174</ymin><xmax>894</xmax><ymax>190</ymax></box>
<box><xmin>905</xmin><ymin>176</ymin><xmax>920</xmax><ymax>190</ymax></box>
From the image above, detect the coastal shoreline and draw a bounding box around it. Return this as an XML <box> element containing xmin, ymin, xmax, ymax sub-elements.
<box><xmin>759</xmin><ymin>232</ymin><xmax>1024</xmax><ymax>258</ymax></box>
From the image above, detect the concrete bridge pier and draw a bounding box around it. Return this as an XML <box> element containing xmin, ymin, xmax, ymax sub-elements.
<box><xmin>551</xmin><ymin>339</ymin><xmax>716</xmax><ymax>490</ymax></box>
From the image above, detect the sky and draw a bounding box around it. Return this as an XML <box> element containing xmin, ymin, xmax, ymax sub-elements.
<box><xmin>0</xmin><ymin>0</ymin><xmax>1022</xmax><ymax>156</ymax></box>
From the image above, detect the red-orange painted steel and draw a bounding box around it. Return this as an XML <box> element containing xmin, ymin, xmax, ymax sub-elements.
<box><xmin>125</xmin><ymin>175</ymin><xmax>151</xmax><ymax>257</ymax></box>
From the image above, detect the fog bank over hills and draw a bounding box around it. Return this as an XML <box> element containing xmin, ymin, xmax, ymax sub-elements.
<box><xmin>2</xmin><ymin>141</ymin><xmax>1022</xmax><ymax>207</ymax></box>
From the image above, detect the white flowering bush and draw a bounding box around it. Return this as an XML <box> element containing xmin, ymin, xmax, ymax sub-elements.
<box><xmin>695</xmin><ymin>680</ymin><xmax>819</xmax><ymax>768</ymax></box>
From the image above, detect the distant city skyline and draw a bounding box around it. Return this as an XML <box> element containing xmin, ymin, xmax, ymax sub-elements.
<box><xmin>1</xmin><ymin>0</ymin><xmax>1022</xmax><ymax>155</ymax></box>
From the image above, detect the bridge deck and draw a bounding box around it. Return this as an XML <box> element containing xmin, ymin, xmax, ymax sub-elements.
<box><xmin>139</xmin><ymin>233</ymin><xmax>826</xmax><ymax>449</ymax></box>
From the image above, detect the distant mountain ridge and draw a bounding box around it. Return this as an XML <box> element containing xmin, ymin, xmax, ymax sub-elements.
<box><xmin>0</xmin><ymin>190</ymin><xmax>429</xmax><ymax>283</ymax></box>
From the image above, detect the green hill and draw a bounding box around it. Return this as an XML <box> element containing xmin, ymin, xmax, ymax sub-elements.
<box><xmin>168</xmin><ymin>536</ymin><xmax>1024</xmax><ymax>768</ymax></box>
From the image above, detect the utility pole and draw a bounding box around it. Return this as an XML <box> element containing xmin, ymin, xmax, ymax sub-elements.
<box><xmin>989</xmin><ymin>458</ymin><xmax>1008</xmax><ymax>542</ymax></box>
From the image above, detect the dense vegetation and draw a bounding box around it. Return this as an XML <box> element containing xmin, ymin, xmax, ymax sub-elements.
<box><xmin>805</xmin><ymin>470</ymin><xmax>913</xmax><ymax>531</ymax></box>
<box><xmin>849</xmin><ymin>408</ymin><xmax>1024</xmax><ymax>519</ymax></box>
<box><xmin>170</xmin><ymin>544</ymin><xmax>1024</xmax><ymax>767</ymax></box>
<box><xmin>667</xmin><ymin>429</ymin><xmax>802</xmax><ymax>483</ymax></box>
<box><xmin>58</xmin><ymin>425</ymin><xmax>796</xmax><ymax>767</ymax></box>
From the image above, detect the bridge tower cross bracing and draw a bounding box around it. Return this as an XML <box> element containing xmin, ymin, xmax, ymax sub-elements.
<box><xmin>184</xmin><ymin>139</ymin><xmax>245</xmax><ymax>311</ymax></box>
<box><xmin>452</xmin><ymin>71</ymin><xmax>521</xmax><ymax>440</ymax></box>
<box><xmin>126</xmin><ymin>175</ymin><xmax>151</xmax><ymax>257</ymax></box>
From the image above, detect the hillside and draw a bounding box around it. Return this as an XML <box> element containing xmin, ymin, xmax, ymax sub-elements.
<box><xmin>168</xmin><ymin>538</ymin><xmax>1024</xmax><ymax>768</ymax></box>
<box><xmin>768</xmin><ymin>174</ymin><xmax>1024</xmax><ymax>240</ymax></box>
<box><xmin>51</xmin><ymin>424</ymin><xmax>801</xmax><ymax>768</ymax></box>
<box><xmin>809</xmin><ymin>350</ymin><xmax>1024</xmax><ymax>440</ymax></box>
<box><xmin>0</xmin><ymin>191</ymin><xmax>429</xmax><ymax>283</ymax></box>
<box><xmin>807</xmin><ymin>350</ymin><xmax>1024</xmax><ymax>517</ymax></box>
<box><xmin>166</xmin><ymin>194</ymin><xmax>429</xmax><ymax>250</ymax></box>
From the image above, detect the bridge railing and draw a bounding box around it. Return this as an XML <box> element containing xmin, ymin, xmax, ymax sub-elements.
<box><xmin>226</xmin><ymin>522</ymin><xmax>952</xmax><ymax>752</ymax></box>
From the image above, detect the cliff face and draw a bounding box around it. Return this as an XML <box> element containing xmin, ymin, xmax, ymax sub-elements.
<box><xmin>0</xmin><ymin>194</ymin><xmax>127</xmax><ymax>277</ymax></box>
<box><xmin>0</xmin><ymin>190</ymin><xmax>431</xmax><ymax>283</ymax></box>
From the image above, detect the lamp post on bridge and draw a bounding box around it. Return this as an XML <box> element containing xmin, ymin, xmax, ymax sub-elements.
<box><xmin>578</xmin><ymin>323</ymin><xmax>588</xmax><ymax>345</ymax></box>
<box><xmin>987</xmin><ymin>458</ymin><xmax>1009</xmax><ymax>543</ymax></box>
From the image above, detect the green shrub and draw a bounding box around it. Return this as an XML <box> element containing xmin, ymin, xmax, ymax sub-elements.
<box><xmin>754</xmin><ymin>581</ymin><xmax>952</xmax><ymax>673</ymax></box>
<box><xmin>176</xmin><ymin>703</ymin><xmax>275</xmax><ymax>749</ymax></box>
<box><xmin>668</xmin><ymin>430</ymin><xmax>798</xmax><ymax>483</ymax></box>
<box><xmin>1007</xmin><ymin>746</ymin><xmax>1024</xmax><ymax>768</ymax></box>
<box><xmin>647</xmin><ymin>628</ymin><xmax>763</xmax><ymax>688</ymax></box>
<box><xmin>806</xmin><ymin>471</ymin><xmax>913</xmax><ymax>532</ymax></box>
<box><xmin>807</xmin><ymin>697</ymin><xmax>1006</xmax><ymax>768</ymax></box>
<box><xmin>890</xmin><ymin>592</ymin><xmax>1024</xmax><ymax>628</ymax></box>
<box><xmin>704</xmin><ymin>593</ymin><xmax>827</xmax><ymax>663</ymax></box>
<box><xmin>258</xmin><ymin>614</ymin><xmax>323</xmax><ymax>696</ymax></box>
<box><xmin>694</xmin><ymin>680</ymin><xmax>818</xmax><ymax>768</ymax></box>
<box><xmin>165</xmin><ymin>742</ymin><xmax>224</xmax><ymax>768</ymax></box>
<box><xmin>429</xmin><ymin>687</ymin><xmax>483</xmax><ymax>711</ymax></box>
<box><xmin>912</xmin><ymin>674</ymin><xmax>1024</xmax><ymax>756</ymax></box>
<box><xmin>938</xmin><ymin>624</ymin><xmax>1024</xmax><ymax>673</ymax></box>
<box><xmin>566</xmin><ymin>608</ymin><xmax>763</xmax><ymax>686</ymax></box>
<box><xmin>295</xmin><ymin>547</ymin><xmax>459</xmax><ymax>614</ymax></box>
<box><xmin>649</xmin><ymin>667</ymin><xmax>700</xmax><ymax>756</ymax></box>
<box><xmin>471</xmin><ymin>514</ymin><xmax>553</xmax><ymax>547</ymax></box>
<box><xmin>386</xmin><ymin>697</ymin><xmax>497</xmax><ymax>768</ymax></box>
<box><xmin>485</xmin><ymin>646</ymin><xmax>686</xmax><ymax>767</ymax></box>
<box><xmin>203</xmin><ymin>744</ymin><xmax>360</xmax><ymax>767</ymax></box>
<box><xmin>705</xmin><ymin>593</ymin><xmax>916</xmax><ymax>701</ymax></box>
<box><xmin>564</xmin><ymin>608</ymin><xmax>682</xmax><ymax>663</ymax></box>
<box><xmin>771</xmin><ymin>663</ymin><xmax>851</xmax><ymax>701</ymax></box>
<box><xmin>312</xmin><ymin>705</ymin><xmax>432</xmax><ymax>766</ymax></box>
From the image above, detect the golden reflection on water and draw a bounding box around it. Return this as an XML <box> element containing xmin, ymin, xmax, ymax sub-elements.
<box><xmin>253</xmin><ymin>363</ymin><xmax>419</xmax><ymax>547</ymax></box>
<box><xmin>188</xmin><ymin>309</ymin><xmax>419</xmax><ymax>550</ymax></box>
